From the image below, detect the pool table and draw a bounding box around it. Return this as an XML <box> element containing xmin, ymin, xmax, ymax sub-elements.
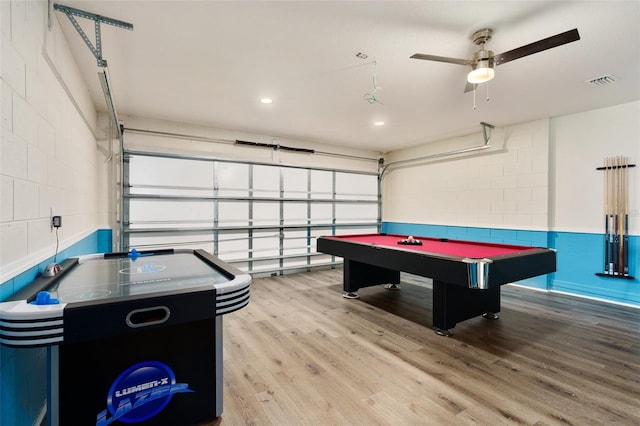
<box><xmin>317</xmin><ymin>233</ymin><xmax>556</xmax><ymax>336</ymax></box>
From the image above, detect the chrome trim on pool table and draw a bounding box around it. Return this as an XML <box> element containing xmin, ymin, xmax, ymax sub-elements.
<box><xmin>462</xmin><ymin>258</ymin><xmax>493</xmax><ymax>289</ymax></box>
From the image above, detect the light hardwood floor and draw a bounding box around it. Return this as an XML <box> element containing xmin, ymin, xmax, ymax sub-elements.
<box><xmin>206</xmin><ymin>268</ymin><xmax>640</xmax><ymax>425</ymax></box>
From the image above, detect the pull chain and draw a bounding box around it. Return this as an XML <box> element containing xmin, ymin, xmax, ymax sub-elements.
<box><xmin>473</xmin><ymin>85</ymin><xmax>477</xmax><ymax>110</ymax></box>
<box><xmin>472</xmin><ymin>83</ymin><xmax>491</xmax><ymax>110</ymax></box>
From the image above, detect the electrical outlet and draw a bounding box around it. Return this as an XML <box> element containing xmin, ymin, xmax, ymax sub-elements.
<box><xmin>52</xmin><ymin>216</ymin><xmax>62</xmax><ymax>228</ymax></box>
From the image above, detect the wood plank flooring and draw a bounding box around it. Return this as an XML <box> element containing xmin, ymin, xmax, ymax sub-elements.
<box><xmin>204</xmin><ymin>268</ymin><xmax>640</xmax><ymax>425</ymax></box>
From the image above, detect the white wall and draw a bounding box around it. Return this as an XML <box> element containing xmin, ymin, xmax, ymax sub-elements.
<box><xmin>381</xmin><ymin>101</ymin><xmax>639</xmax><ymax>238</ymax></box>
<box><xmin>382</xmin><ymin>119</ymin><xmax>551</xmax><ymax>230</ymax></box>
<box><xmin>0</xmin><ymin>0</ymin><xmax>104</xmax><ymax>281</ymax></box>
<box><xmin>551</xmin><ymin>101</ymin><xmax>639</xmax><ymax>234</ymax></box>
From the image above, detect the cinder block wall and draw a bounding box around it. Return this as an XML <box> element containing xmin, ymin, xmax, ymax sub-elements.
<box><xmin>1</xmin><ymin>1</ymin><xmax>102</xmax><ymax>424</ymax></box>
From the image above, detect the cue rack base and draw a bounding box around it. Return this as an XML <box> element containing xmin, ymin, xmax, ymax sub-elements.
<box><xmin>595</xmin><ymin>273</ymin><xmax>635</xmax><ymax>280</ymax></box>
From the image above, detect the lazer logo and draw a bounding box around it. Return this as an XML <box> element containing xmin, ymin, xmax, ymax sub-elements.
<box><xmin>96</xmin><ymin>361</ymin><xmax>193</xmax><ymax>425</ymax></box>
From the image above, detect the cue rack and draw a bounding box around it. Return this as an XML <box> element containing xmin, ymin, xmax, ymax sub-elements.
<box><xmin>596</xmin><ymin>156</ymin><xmax>635</xmax><ymax>279</ymax></box>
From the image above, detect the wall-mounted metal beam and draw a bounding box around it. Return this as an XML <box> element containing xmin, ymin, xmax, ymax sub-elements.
<box><xmin>98</xmin><ymin>68</ymin><xmax>122</xmax><ymax>139</ymax></box>
<box><xmin>379</xmin><ymin>122</ymin><xmax>496</xmax><ymax>179</ymax></box>
<box><xmin>53</xmin><ymin>3</ymin><xmax>133</xmax><ymax>67</ymax></box>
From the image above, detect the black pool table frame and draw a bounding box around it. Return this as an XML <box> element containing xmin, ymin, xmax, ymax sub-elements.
<box><xmin>317</xmin><ymin>235</ymin><xmax>556</xmax><ymax>336</ymax></box>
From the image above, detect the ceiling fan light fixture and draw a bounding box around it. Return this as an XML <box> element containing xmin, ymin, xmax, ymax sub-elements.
<box><xmin>467</xmin><ymin>61</ymin><xmax>494</xmax><ymax>84</ymax></box>
<box><xmin>467</xmin><ymin>67</ymin><xmax>494</xmax><ymax>84</ymax></box>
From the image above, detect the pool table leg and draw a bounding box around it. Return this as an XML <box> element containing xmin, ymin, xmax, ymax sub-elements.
<box><xmin>432</xmin><ymin>281</ymin><xmax>501</xmax><ymax>336</ymax></box>
<box><xmin>343</xmin><ymin>260</ymin><xmax>400</xmax><ymax>298</ymax></box>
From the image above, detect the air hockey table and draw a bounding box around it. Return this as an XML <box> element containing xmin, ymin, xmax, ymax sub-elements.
<box><xmin>317</xmin><ymin>233</ymin><xmax>556</xmax><ymax>336</ymax></box>
<box><xmin>0</xmin><ymin>248</ymin><xmax>251</xmax><ymax>426</ymax></box>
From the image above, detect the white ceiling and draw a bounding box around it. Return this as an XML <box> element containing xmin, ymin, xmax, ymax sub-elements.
<box><xmin>54</xmin><ymin>1</ymin><xmax>640</xmax><ymax>153</ymax></box>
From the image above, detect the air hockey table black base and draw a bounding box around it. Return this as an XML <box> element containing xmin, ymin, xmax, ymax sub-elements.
<box><xmin>0</xmin><ymin>248</ymin><xmax>251</xmax><ymax>426</ymax></box>
<box><xmin>53</xmin><ymin>318</ymin><xmax>220</xmax><ymax>426</ymax></box>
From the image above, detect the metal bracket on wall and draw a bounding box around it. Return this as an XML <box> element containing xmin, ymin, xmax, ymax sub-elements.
<box><xmin>378</xmin><ymin>122</ymin><xmax>496</xmax><ymax>179</ymax></box>
<box><xmin>53</xmin><ymin>3</ymin><xmax>133</xmax><ymax>67</ymax></box>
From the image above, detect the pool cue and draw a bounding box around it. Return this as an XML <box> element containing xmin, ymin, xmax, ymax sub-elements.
<box><xmin>617</xmin><ymin>156</ymin><xmax>624</xmax><ymax>274</ymax></box>
<box><xmin>615</xmin><ymin>156</ymin><xmax>621</xmax><ymax>274</ymax></box>
<box><xmin>604</xmin><ymin>157</ymin><xmax>610</xmax><ymax>274</ymax></box>
<box><xmin>611</xmin><ymin>157</ymin><xmax>616</xmax><ymax>274</ymax></box>
<box><xmin>620</xmin><ymin>156</ymin><xmax>624</xmax><ymax>275</ymax></box>
<box><xmin>608</xmin><ymin>157</ymin><xmax>615</xmax><ymax>274</ymax></box>
<box><xmin>617</xmin><ymin>156</ymin><xmax>623</xmax><ymax>274</ymax></box>
<box><xmin>618</xmin><ymin>156</ymin><xmax>623</xmax><ymax>275</ymax></box>
<box><xmin>604</xmin><ymin>157</ymin><xmax>611</xmax><ymax>274</ymax></box>
<box><xmin>612</xmin><ymin>156</ymin><xmax>617</xmax><ymax>275</ymax></box>
<box><xmin>623</xmin><ymin>156</ymin><xmax>629</xmax><ymax>276</ymax></box>
<box><xmin>620</xmin><ymin>156</ymin><xmax>625</xmax><ymax>275</ymax></box>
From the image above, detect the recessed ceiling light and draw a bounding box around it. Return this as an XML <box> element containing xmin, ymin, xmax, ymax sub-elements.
<box><xmin>260</xmin><ymin>98</ymin><xmax>273</xmax><ymax>104</ymax></box>
<box><xmin>374</xmin><ymin>121</ymin><xmax>385</xmax><ymax>126</ymax></box>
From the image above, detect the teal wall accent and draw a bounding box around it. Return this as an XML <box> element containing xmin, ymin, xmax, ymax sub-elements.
<box><xmin>0</xmin><ymin>229</ymin><xmax>112</xmax><ymax>426</ymax></box>
<box><xmin>382</xmin><ymin>222</ymin><xmax>639</xmax><ymax>304</ymax></box>
<box><xmin>0</xmin><ymin>230</ymin><xmax>112</xmax><ymax>302</ymax></box>
<box><xmin>550</xmin><ymin>231</ymin><xmax>638</xmax><ymax>304</ymax></box>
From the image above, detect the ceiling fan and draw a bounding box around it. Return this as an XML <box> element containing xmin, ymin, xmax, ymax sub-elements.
<box><xmin>410</xmin><ymin>28</ymin><xmax>580</xmax><ymax>92</ymax></box>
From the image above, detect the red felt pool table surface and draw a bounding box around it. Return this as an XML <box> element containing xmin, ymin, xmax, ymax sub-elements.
<box><xmin>328</xmin><ymin>233</ymin><xmax>538</xmax><ymax>259</ymax></box>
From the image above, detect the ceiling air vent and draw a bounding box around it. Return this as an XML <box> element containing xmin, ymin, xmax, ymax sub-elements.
<box><xmin>586</xmin><ymin>75</ymin><xmax>616</xmax><ymax>86</ymax></box>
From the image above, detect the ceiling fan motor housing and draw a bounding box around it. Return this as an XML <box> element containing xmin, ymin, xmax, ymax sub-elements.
<box><xmin>472</xmin><ymin>49</ymin><xmax>494</xmax><ymax>69</ymax></box>
<box><xmin>471</xmin><ymin>28</ymin><xmax>494</xmax><ymax>70</ymax></box>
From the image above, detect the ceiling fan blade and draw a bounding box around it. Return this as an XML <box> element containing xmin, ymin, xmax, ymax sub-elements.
<box><xmin>410</xmin><ymin>53</ymin><xmax>472</xmax><ymax>66</ymax></box>
<box><xmin>494</xmin><ymin>28</ymin><xmax>580</xmax><ymax>65</ymax></box>
<box><xmin>464</xmin><ymin>82</ymin><xmax>476</xmax><ymax>93</ymax></box>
